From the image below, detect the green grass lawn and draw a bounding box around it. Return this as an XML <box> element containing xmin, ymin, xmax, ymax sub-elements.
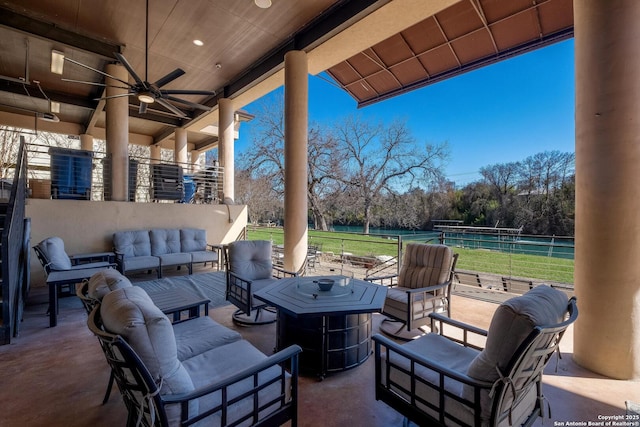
<box><xmin>247</xmin><ymin>227</ymin><xmax>574</xmax><ymax>284</ymax></box>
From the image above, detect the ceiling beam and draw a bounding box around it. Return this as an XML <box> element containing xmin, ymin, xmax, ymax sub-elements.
<box><xmin>0</xmin><ymin>6</ymin><xmax>121</xmax><ymax>58</ymax></box>
<box><xmin>0</xmin><ymin>79</ymin><xmax>97</xmax><ymax>109</ymax></box>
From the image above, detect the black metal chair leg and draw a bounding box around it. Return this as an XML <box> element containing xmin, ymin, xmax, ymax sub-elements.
<box><xmin>102</xmin><ymin>370</ymin><xmax>115</xmax><ymax>404</ymax></box>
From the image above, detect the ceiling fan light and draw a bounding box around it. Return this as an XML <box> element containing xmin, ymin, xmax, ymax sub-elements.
<box><xmin>254</xmin><ymin>0</ymin><xmax>271</xmax><ymax>8</ymax></box>
<box><xmin>51</xmin><ymin>50</ymin><xmax>65</xmax><ymax>74</ymax></box>
<box><xmin>138</xmin><ymin>93</ymin><xmax>155</xmax><ymax>104</ymax></box>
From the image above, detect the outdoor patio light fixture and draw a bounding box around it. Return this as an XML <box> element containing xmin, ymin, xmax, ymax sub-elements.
<box><xmin>193</xmin><ymin>39</ymin><xmax>204</xmax><ymax>46</ymax></box>
<box><xmin>137</xmin><ymin>92</ymin><xmax>155</xmax><ymax>104</ymax></box>
<box><xmin>254</xmin><ymin>0</ymin><xmax>271</xmax><ymax>9</ymax></box>
<box><xmin>49</xmin><ymin>101</ymin><xmax>60</xmax><ymax>114</ymax></box>
<box><xmin>51</xmin><ymin>50</ymin><xmax>65</xmax><ymax>74</ymax></box>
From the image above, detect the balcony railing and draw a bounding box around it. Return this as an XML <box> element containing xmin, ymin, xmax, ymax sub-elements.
<box><xmin>25</xmin><ymin>144</ymin><xmax>223</xmax><ymax>203</ymax></box>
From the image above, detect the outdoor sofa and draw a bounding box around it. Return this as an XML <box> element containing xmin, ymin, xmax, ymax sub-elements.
<box><xmin>113</xmin><ymin>228</ymin><xmax>220</xmax><ymax>277</ymax></box>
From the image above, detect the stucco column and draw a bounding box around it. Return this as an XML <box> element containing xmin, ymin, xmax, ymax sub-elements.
<box><xmin>190</xmin><ymin>149</ymin><xmax>202</xmax><ymax>173</ymax></box>
<box><xmin>283</xmin><ymin>50</ymin><xmax>308</xmax><ymax>273</ymax></box>
<box><xmin>105</xmin><ymin>64</ymin><xmax>129</xmax><ymax>201</ymax></box>
<box><xmin>80</xmin><ymin>134</ymin><xmax>93</xmax><ymax>151</ymax></box>
<box><xmin>219</xmin><ymin>98</ymin><xmax>235</xmax><ymax>204</ymax></box>
<box><xmin>174</xmin><ymin>128</ymin><xmax>188</xmax><ymax>168</ymax></box>
<box><xmin>150</xmin><ymin>145</ymin><xmax>161</xmax><ymax>164</ymax></box>
<box><xmin>574</xmin><ymin>0</ymin><xmax>640</xmax><ymax>380</ymax></box>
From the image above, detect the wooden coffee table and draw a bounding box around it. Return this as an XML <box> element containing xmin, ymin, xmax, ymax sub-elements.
<box><xmin>254</xmin><ymin>275</ymin><xmax>387</xmax><ymax>378</ymax></box>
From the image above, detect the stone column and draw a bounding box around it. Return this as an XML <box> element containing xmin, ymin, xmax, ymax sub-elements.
<box><xmin>574</xmin><ymin>0</ymin><xmax>640</xmax><ymax>379</ymax></box>
<box><xmin>219</xmin><ymin>98</ymin><xmax>235</xmax><ymax>204</ymax></box>
<box><xmin>190</xmin><ymin>149</ymin><xmax>202</xmax><ymax>173</ymax></box>
<box><xmin>80</xmin><ymin>134</ymin><xmax>93</xmax><ymax>151</ymax></box>
<box><xmin>105</xmin><ymin>64</ymin><xmax>129</xmax><ymax>201</ymax></box>
<box><xmin>283</xmin><ymin>50</ymin><xmax>308</xmax><ymax>273</ymax></box>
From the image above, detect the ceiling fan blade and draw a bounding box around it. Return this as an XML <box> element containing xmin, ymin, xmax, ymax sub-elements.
<box><xmin>164</xmin><ymin>95</ymin><xmax>212</xmax><ymax>111</ymax></box>
<box><xmin>139</xmin><ymin>102</ymin><xmax>148</xmax><ymax>114</ymax></box>
<box><xmin>61</xmin><ymin>78</ymin><xmax>130</xmax><ymax>90</ymax></box>
<box><xmin>114</xmin><ymin>52</ymin><xmax>146</xmax><ymax>88</ymax></box>
<box><xmin>160</xmin><ymin>89</ymin><xmax>217</xmax><ymax>96</ymax></box>
<box><xmin>155</xmin><ymin>98</ymin><xmax>187</xmax><ymax>117</ymax></box>
<box><xmin>153</xmin><ymin>69</ymin><xmax>186</xmax><ymax>88</ymax></box>
<box><xmin>64</xmin><ymin>57</ymin><xmax>133</xmax><ymax>88</ymax></box>
<box><xmin>94</xmin><ymin>93</ymin><xmax>134</xmax><ymax>101</ymax></box>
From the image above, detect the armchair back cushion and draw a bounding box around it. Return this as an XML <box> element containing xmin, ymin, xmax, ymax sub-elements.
<box><xmin>87</xmin><ymin>269</ymin><xmax>133</xmax><ymax>301</ymax></box>
<box><xmin>228</xmin><ymin>240</ymin><xmax>273</xmax><ymax>281</ymax></box>
<box><xmin>180</xmin><ymin>228</ymin><xmax>208</xmax><ymax>252</ymax></box>
<box><xmin>398</xmin><ymin>244</ymin><xmax>453</xmax><ymax>289</ymax></box>
<box><xmin>150</xmin><ymin>228</ymin><xmax>182</xmax><ymax>256</ymax></box>
<box><xmin>463</xmin><ymin>285</ymin><xmax>568</xmax><ymax>419</ymax></box>
<box><xmin>36</xmin><ymin>237</ymin><xmax>72</xmax><ymax>270</ymax></box>
<box><xmin>113</xmin><ymin>230</ymin><xmax>152</xmax><ymax>258</ymax></box>
<box><xmin>100</xmin><ymin>287</ymin><xmax>195</xmax><ymax>397</ymax></box>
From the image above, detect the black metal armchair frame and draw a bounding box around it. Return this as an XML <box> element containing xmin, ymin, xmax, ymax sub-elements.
<box><xmin>87</xmin><ymin>305</ymin><xmax>301</xmax><ymax>427</ymax></box>
<box><xmin>373</xmin><ymin>297</ymin><xmax>578</xmax><ymax>427</ymax></box>
<box><xmin>224</xmin><ymin>243</ymin><xmax>297</xmax><ymax>326</ymax></box>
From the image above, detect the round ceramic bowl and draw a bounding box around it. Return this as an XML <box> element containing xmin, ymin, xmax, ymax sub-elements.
<box><xmin>317</xmin><ymin>278</ymin><xmax>335</xmax><ymax>292</ymax></box>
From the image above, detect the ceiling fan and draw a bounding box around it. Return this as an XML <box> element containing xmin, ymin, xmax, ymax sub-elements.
<box><xmin>62</xmin><ymin>0</ymin><xmax>215</xmax><ymax>118</ymax></box>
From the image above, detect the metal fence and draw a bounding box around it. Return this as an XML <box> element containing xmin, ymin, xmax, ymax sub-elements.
<box><xmin>25</xmin><ymin>144</ymin><xmax>223</xmax><ymax>203</ymax></box>
<box><xmin>247</xmin><ymin>226</ymin><xmax>575</xmax><ymax>288</ymax></box>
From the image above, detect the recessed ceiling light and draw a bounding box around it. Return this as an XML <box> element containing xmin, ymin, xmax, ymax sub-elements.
<box><xmin>255</xmin><ymin>0</ymin><xmax>271</xmax><ymax>9</ymax></box>
<box><xmin>193</xmin><ymin>39</ymin><xmax>204</xmax><ymax>46</ymax></box>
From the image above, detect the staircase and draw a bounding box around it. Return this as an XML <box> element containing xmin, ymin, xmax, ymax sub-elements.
<box><xmin>0</xmin><ymin>136</ymin><xmax>29</xmax><ymax>345</ymax></box>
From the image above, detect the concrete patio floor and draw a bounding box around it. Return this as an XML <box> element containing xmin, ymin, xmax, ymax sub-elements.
<box><xmin>0</xmin><ymin>268</ymin><xmax>637</xmax><ymax>426</ymax></box>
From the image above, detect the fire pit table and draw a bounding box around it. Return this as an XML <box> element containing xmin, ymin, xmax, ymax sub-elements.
<box><xmin>253</xmin><ymin>275</ymin><xmax>387</xmax><ymax>378</ymax></box>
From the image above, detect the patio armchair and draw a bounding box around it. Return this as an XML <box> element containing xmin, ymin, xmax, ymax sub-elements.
<box><xmin>34</xmin><ymin>236</ymin><xmax>115</xmax><ymax>275</ymax></box>
<box><xmin>366</xmin><ymin>243</ymin><xmax>458</xmax><ymax>340</ymax></box>
<box><xmin>87</xmin><ymin>287</ymin><xmax>301</xmax><ymax>427</ymax></box>
<box><xmin>373</xmin><ymin>285</ymin><xmax>578</xmax><ymax>427</ymax></box>
<box><xmin>224</xmin><ymin>240</ymin><xmax>297</xmax><ymax>325</ymax></box>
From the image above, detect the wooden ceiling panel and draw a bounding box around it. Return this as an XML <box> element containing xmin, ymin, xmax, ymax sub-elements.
<box><xmin>401</xmin><ymin>17</ymin><xmax>447</xmax><ymax>54</ymax></box>
<box><xmin>372</xmin><ymin>34</ymin><xmax>414</xmax><ymax>67</ymax></box>
<box><xmin>450</xmin><ymin>30</ymin><xmax>497</xmax><ymax>64</ymax></box>
<box><xmin>348</xmin><ymin>50</ymin><xmax>385</xmax><ymax>78</ymax></box>
<box><xmin>344</xmin><ymin>81</ymin><xmax>377</xmax><ymax>102</ymax></box>
<box><xmin>364</xmin><ymin>71</ymin><xmax>399</xmax><ymax>96</ymax></box>
<box><xmin>490</xmin><ymin>11</ymin><xmax>542</xmax><ymax>51</ymax></box>
<box><xmin>390</xmin><ymin>58</ymin><xmax>429</xmax><ymax>86</ymax></box>
<box><xmin>436</xmin><ymin>1</ymin><xmax>483</xmax><ymax>40</ymax></box>
<box><xmin>418</xmin><ymin>45</ymin><xmax>460</xmax><ymax>76</ymax></box>
<box><xmin>479</xmin><ymin>0</ymin><xmax>535</xmax><ymax>23</ymax></box>
<box><xmin>539</xmin><ymin>0</ymin><xmax>574</xmax><ymax>34</ymax></box>
<box><xmin>327</xmin><ymin>62</ymin><xmax>362</xmax><ymax>86</ymax></box>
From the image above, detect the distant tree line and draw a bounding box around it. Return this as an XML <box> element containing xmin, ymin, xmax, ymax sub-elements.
<box><xmin>236</xmin><ymin>97</ymin><xmax>575</xmax><ymax>237</ymax></box>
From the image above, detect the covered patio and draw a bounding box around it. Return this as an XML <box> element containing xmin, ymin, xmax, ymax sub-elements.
<box><xmin>0</xmin><ymin>0</ymin><xmax>639</xmax><ymax>424</ymax></box>
<box><xmin>0</xmin><ymin>269</ymin><xmax>635</xmax><ymax>426</ymax></box>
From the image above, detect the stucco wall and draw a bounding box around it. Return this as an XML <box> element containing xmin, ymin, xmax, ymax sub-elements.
<box><xmin>26</xmin><ymin>199</ymin><xmax>247</xmax><ymax>287</ymax></box>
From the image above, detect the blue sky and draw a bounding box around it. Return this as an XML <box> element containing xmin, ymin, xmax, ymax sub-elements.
<box><xmin>235</xmin><ymin>39</ymin><xmax>575</xmax><ymax>186</ymax></box>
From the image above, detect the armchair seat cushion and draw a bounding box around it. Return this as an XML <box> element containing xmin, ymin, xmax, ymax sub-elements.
<box><xmin>384</xmin><ymin>286</ymin><xmax>448</xmax><ymax>322</ymax></box>
<box><xmin>182</xmin><ymin>339</ymin><xmax>291</xmax><ymax>426</ymax></box>
<box><xmin>382</xmin><ymin>333</ymin><xmax>480</xmax><ymax>425</ymax></box>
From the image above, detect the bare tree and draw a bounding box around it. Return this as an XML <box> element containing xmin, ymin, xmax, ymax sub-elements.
<box><xmin>334</xmin><ymin>115</ymin><xmax>449</xmax><ymax>234</ymax></box>
<box><xmin>240</xmin><ymin>96</ymin><xmax>341</xmax><ymax>230</ymax></box>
